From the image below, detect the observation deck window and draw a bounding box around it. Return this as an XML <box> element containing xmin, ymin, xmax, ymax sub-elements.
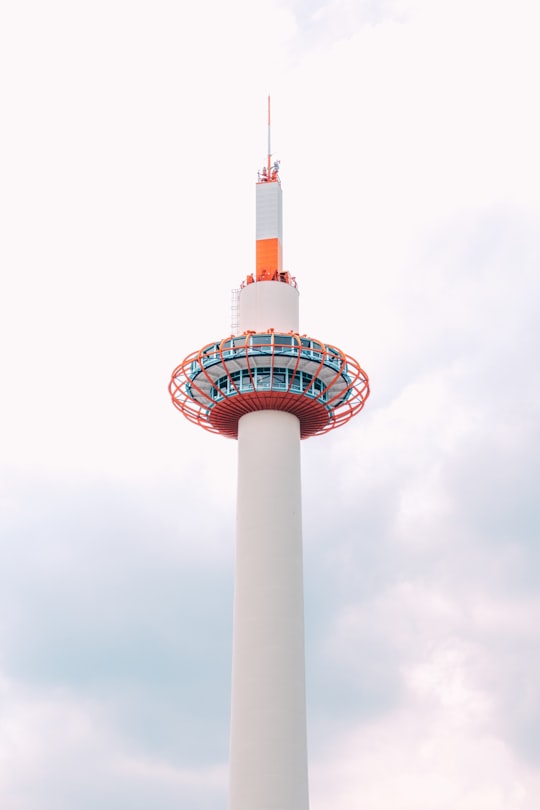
<box><xmin>274</xmin><ymin>335</ymin><xmax>295</xmax><ymax>355</ymax></box>
<box><xmin>325</xmin><ymin>345</ymin><xmax>342</xmax><ymax>370</ymax></box>
<box><xmin>257</xmin><ymin>370</ymin><xmax>272</xmax><ymax>389</ymax></box>
<box><xmin>200</xmin><ymin>344</ymin><xmax>221</xmax><ymax>365</ymax></box>
<box><xmin>209</xmin><ymin>365</ymin><xmax>332</xmax><ymax>405</ymax></box>
<box><xmin>272</xmin><ymin>370</ymin><xmax>287</xmax><ymax>389</ymax></box>
<box><xmin>190</xmin><ymin>334</ymin><xmax>350</xmax><ymax>393</ymax></box>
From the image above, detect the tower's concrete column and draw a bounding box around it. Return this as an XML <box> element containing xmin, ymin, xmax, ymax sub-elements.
<box><xmin>229</xmin><ymin>408</ymin><xmax>309</xmax><ymax>810</ymax></box>
<box><xmin>238</xmin><ymin>280</ymin><xmax>299</xmax><ymax>333</ymax></box>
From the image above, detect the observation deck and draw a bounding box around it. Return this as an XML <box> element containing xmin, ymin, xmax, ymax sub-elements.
<box><xmin>169</xmin><ymin>330</ymin><xmax>370</xmax><ymax>439</ymax></box>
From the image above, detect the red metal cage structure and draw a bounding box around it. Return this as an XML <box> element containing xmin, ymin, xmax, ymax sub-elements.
<box><xmin>169</xmin><ymin>330</ymin><xmax>370</xmax><ymax>440</ymax></box>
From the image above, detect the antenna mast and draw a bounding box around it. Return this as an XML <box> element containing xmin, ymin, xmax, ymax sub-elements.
<box><xmin>267</xmin><ymin>94</ymin><xmax>271</xmax><ymax>177</ymax></box>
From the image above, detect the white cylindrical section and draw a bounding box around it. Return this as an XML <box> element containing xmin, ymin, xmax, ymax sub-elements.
<box><xmin>256</xmin><ymin>182</ymin><xmax>283</xmax><ymax>241</ymax></box>
<box><xmin>239</xmin><ymin>281</ymin><xmax>299</xmax><ymax>333</ymax></box>
<box><xmin>229</xmin><ymin>410</ymin><xmax>309</xmax><ymax>810</ymax></box>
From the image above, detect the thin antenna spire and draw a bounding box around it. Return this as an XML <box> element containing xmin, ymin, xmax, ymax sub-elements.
<box><xmin>257</xmin><ymin>95</ymin><xmax>279</xmax><ymax>184</ymax></box>
<box><xmin>267</xmin><ymin>94</ymin><xmax>271</xmax><ymax>176</ymax></box>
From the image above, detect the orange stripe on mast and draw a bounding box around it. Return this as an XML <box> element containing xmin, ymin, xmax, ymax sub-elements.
<box><xmin>256</xmin><ymin>237</ymin><xmax>282</xmax><ymax>279</ymax></box>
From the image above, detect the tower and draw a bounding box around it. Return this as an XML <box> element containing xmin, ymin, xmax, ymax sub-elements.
<box><xmin>169</xmin><ymin>99</ymin><xmax>369</xmax><ymax>810</ymax></box>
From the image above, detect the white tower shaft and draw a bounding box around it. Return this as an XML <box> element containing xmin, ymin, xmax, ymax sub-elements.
<box><xmin>229</xmin><ymin>269</ymin><xmax>309</xmax><ymax>809</ymax></box>
<box><xmin>229</xmin><ymin>409</ymin><xmax>309</xmax><ymax>810</ymax></box>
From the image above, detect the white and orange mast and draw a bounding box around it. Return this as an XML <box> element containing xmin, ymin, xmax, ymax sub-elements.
<box><xmin>253</xmin><ymin>95</ymin><xmax>287</xmax><ymax>284</ymax></box>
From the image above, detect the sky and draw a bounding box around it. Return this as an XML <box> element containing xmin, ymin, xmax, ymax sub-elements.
<box><xmin>1</xmin><ymin>0</ymin><xmax>539</xmax><ymax>807</ymax></box>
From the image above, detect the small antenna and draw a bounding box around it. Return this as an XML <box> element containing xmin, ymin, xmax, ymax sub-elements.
<box><xmin>267</xmin><ymin>94</ymin><xmax>271</xmax><ymax>177</ymax></box>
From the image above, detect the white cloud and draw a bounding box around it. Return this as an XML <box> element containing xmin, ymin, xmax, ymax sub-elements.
<box><xmin>308</xmin><ymin>582</ymin><xmax>540</xmax><ymax>809</ymax></box>
<box><xmin>311</xmin><ymin>710</ymin><xmax>537</xmax><ymax>810</ymax></box>
<box><xmin>0</xmin><ymin>675</ymin><xmax>227</xmax><ymax>809</ymax></box>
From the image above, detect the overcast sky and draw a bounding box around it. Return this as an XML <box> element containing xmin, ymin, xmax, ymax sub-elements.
<box><xmin>1</xmin><ymin>1</ymin><xmax>540</xmax><ymax>808</ymax></box>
